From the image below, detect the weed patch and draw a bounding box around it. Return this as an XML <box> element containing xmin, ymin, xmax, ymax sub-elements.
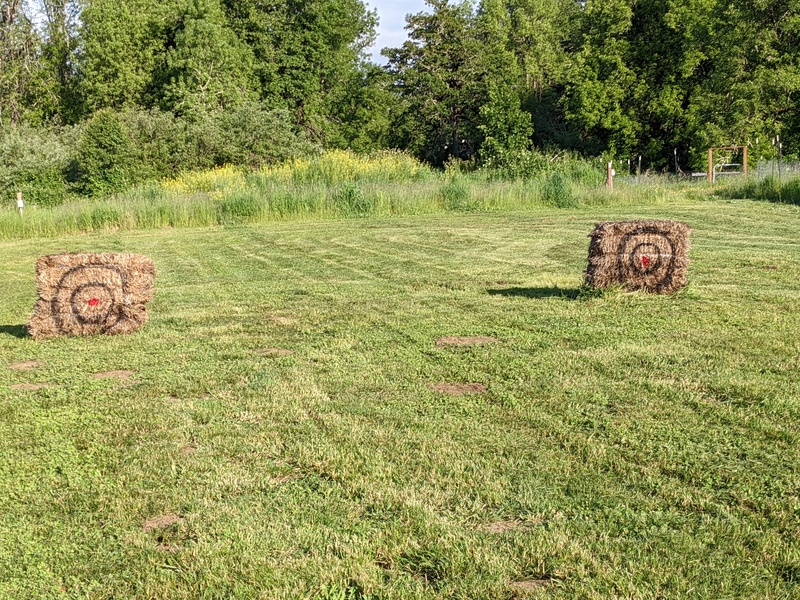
<box><xmin>438</xmin><ymin>177</ymin><xmax>478</xmax><ymax>211</ymax></box>
<box><xmin>330</xmin><ymin>182</ymin><xmax>373</xmax><ymax>217</ymax></box>
<box><xmin>542</xmin><ymin>171</ymin><xmax>578</xmax><ymax>208</ymax></box>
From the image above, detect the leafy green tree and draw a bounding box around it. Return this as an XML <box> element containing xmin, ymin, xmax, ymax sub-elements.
<box><xmin>479</xmin><ymin>84</ymin><xmax>533</xmax><ymax>172</ymax></box>
<box><xmin>671</xmin><ymin>0</ymin><xmax>800</xmax><ymax>164</ymax></box>
<box><xmin>504</xmin><ymin>0</ymin><xmax>579</xmax><ymax>147</ymax></box>
<box><xmin>220</xmin><ymin>0</ymin><xmax>378</xmax><ymax>143</ymax></box>
<box><xmin>79</xmin><ymin>0</ymin><xmax>261</xmax><ymax>118</ymax></box>
<box><xmin>1</xmin><ymin>0</ymin><xmax>798</xmax><ymax>176</ymax></box>
<box><xmin>384</xmin><ymin>0</ymin><xmax>485</xmax><ymax>165</ymax></box>
<box><xmin>38</xmin><ymin>0</ymin><xmax>81</xmax><ymax>122</ymax></box>
<box><xmin>78</xmin><ymin>0</ymin><xmax>179</xmax><ymax>112</ymax></box>
<box><xmin>563</xmin><ymin>0</ymin><xmax>640</xmax><ymax>156</ymax></box>
<box><xmin>0</xmin><ymin>0</ymin><xmax>46</xmax><ymax>125</ymax></box>
<box><xmin>161</xmin><ymin>0</ymin><xmax>257</xmax><ymax>117</ymax></box>
<box><xmin>561</xmin><ymin>0</ymin><xmax>800</xmax><ymax>167</ymax></box>
<box><xmin>475</xmin><ymin>0</ymin><xmax>533</xmax><ymax>171</ymax></box>
<box><xmin>505</xmin><ymin>0</ymin><xmax>575</xmax><ymax>99</ymax></box>
<box><xmin>324</xmin><ymin>63</ymin><xmax>397</xmax><ymax>152</ymax></box>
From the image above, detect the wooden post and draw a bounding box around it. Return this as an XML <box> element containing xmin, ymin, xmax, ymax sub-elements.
<box><xmin>708</xmin><ymin>148</ymin><xmax>713</xmax><ymax>183</ymax></box>
<box><xmin>742</xmin><ymin>146</ymin><xmax>748</xmax><ymax>177</ymax></box>
<box><xmin>606</xmin><ymin>161</ymin><xmax>614</xmax><ymax>189</ymax></box>
<box><xmin>16</xmin><ymin>192</ymin><xmax>23</xmax><ymax>216</ymax></box>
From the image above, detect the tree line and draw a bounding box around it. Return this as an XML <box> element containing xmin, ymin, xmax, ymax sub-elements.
<box><xmin>1</xmin><ymin>0</ymin><xmax>798</xmax><ymax>190</ymax></box>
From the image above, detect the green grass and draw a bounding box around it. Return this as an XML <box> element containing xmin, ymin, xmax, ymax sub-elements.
<box><xmin>715</xmin><ymin>174</ymin><xmax>800</xmax><ymax>206</ymax></box>
<box><xmin>1</xmin><ymin>197</ymin><xmax>799</xmax><ymax>599</ymax></box>
<box><xmin>0</xmin><ymin>171</ymin><xmax>682</xmax><ymax>241</ymax></box>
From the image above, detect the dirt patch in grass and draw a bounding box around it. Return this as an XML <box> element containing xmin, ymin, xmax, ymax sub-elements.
<box><xmin>93</xmin><ymin>370</ymin><xmax>135</xmax><ymax>380</ymax></box>
<box><xmin>9</xmin><ymin>360</ymin><xmax>45</xmax><ymax>371</ymax></box>
<box><xmin>256</xmin><ymin>348</ymin><xmax>294</xmax><ymax>357</ymax></box>
<box><xmin>510</xmin><ymin>578</ymin><xmax>553</xmax><ymax>595</ymax></box>
<box><xmin>430</xmin><ymin>383</ymin><xmax>487</xmax><ymax>395</ymax></box>
<box><xmin>481</xmin><ymin>520</ymin><xmax>531</xmax><ymax>534</ymax></box>
<box><xmin>142</xmin><ymin>514</ymin><xmax>183</xmax><ymax>533</ymax></box>
<box><xmin>436</xmin><ymin>336</ymin><xmax>499</xmax><ymax>347</ymax></box>
<box><xmin>10</xmin><ymin>383</ymin><xmax>51</xmax><ymax>391</ymax></box>
<box><xmin>180</xmin><ymin>444</ymin><xmax>197</xmax><ymax>455</ymax></box>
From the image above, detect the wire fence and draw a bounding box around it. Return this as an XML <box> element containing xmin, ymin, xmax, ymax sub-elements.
<box><xmin>753</xmin><ymin>160</ymin><xmax>800</xmax><ymax>180</ymax></box>
<box><xmin>608</xmin><ymin>159</ymin><xmax>800</xmax><ymax>186</ymax></box>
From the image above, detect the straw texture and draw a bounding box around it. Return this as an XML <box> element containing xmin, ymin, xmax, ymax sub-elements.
<box><xmin>27</xmin><ymin>253</ymin><xmax>156</xmax><ymax>339</ymax></box>
<box><xmin>584</xmin><ymin>220</ymin><xmax>691</xmax><ymax>294</ymax></box>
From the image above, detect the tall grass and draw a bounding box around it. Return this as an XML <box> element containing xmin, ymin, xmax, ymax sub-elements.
<box><xmin>0</xmin><ymin>150</ymin><xmax>686</xmax><ymax>240</ymax></box>
<box><xmin>714</xmin><ymin>174</ymin><xmax>800</xmax><ymax>205</ymax></box>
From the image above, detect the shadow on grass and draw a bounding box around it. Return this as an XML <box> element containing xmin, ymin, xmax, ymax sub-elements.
<box><xmin>0</xmin><ymin>324</ymin><xmax>30</xmax><ymax>339</ymax></box>
<box><xmin>488</xmin><ymin>287</ymin><xmax>581</xmax><ymax>300</ymax></box>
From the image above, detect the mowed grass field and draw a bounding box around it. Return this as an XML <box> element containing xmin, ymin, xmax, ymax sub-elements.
<box><xmin>1</xmin><ymin>197</ymin><xmax>799</xmax><ymax>599</ymax></box>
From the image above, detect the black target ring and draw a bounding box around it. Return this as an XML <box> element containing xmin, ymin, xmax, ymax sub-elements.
<box><xmin>52</xmin><ymin>265</ymin><xmax>128</xmax><ymax>333</ymax></box>
<box><xmin>629</xmin><ymin>242</ymin><xmax>663</xmax><ymax>274</ymax></box>
<box><xmin>617</xmin><ymin>227</ymin><xmax>677</xmax><ymax>292</ymax></box>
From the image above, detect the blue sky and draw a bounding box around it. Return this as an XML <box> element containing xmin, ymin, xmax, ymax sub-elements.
<box><xmin>365</xmin><ymin>0</ymin><xmax>429</xmax><ymax>63</ymax></box>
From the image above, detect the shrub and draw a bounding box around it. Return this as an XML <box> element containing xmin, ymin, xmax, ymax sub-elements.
<box><xmin>118</xmin><ymin>109</ymin><xmax>193</xmax><ymax>179</ymax></box>
<box><xmin>76</xmin><ymin>110</ymin><xmax>134</xmax><ymax>196</ymax></box>
<box><xmin>80</xmin><ymin>104</ymin><xmax>318</xmax><ymax>197</ymax></box>
<box><xmin>0</xmin><ymin>124</ymin><xmax>76</xmax><ymax>207</ymax></box>
<box><xmin>215</xmin><ymin>104</ymin><xmax>319</xmax><ymax>168</ymax></box>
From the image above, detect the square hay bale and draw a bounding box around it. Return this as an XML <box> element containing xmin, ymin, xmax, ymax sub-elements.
<box><xmin>27</xmin><ymin>253</ymin><xmax>155</xmax><ymax>339</ymax></box>
<box><xmin>584</xmin><ymin>220</ymin><xmax>691</xmax><ymax>294</ymax></box>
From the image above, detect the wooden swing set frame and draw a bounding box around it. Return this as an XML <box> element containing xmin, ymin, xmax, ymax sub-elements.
<box><xmin>707</xmin><ymin>146</ymin><xmax>748</xmax><ymax>183</ymax></box>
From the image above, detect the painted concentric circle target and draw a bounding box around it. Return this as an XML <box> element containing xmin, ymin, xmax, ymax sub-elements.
<box><xmin>616</xmin><ymin>227</ymin><xmax>677</xmax><ymax>292</ymax></box>
<box><xmin>584</xmin><ymin>220</ymin><xmax>691</xmax><ymax>295</ymax></box>
<box><xmin>27</xmin><ymin>253</ymin><xmax>156</xmax><ymax>339</ymax></box>
<box><xmin>52</xmin><ymin>266</ymin><xmax>126</xmax><ymax>333</ymax></box>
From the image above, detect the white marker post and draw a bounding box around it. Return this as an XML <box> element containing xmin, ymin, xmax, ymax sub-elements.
<box><xmin>16</xmin><ymin>192</ymin><xmax>23</xmax><ymax>216</ymax></box>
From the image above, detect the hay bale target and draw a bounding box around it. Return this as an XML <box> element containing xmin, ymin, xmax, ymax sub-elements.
<box><xmin>584</xmin><ymin>220</ymin><xmax>691</xmax><ymax>294</ymax></box>
<box><xmin>27</xmin><ymin>253</ymin><xmax>155</xmax><ymax>339</ymax></box>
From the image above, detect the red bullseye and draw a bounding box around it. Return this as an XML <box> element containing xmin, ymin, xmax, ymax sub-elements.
<box><xmin>88</xmin><ymin>298</ymin><xmax>100</xmax><ymax>307</ymax></box>
<box><xmin>641</xmin><ymin>255</ymin><xmax>650</xmax><ymax>268</ymax></box>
